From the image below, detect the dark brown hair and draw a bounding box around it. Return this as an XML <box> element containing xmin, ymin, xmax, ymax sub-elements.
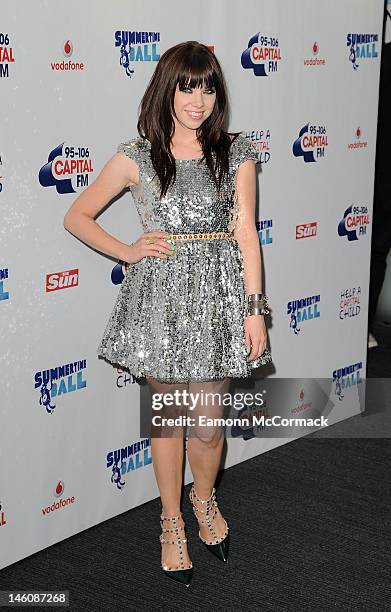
<box><xmin>137</xmin><ymin>41</ymin><xmax>239</xmax><ymax>199</ymax></box>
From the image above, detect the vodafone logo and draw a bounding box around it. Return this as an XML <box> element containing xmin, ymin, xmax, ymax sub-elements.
<box><xmin>55</xmin><ymin>480</ymin><xmax>65</xmax><ymax>497</ymax></box>
<box><xmin>296</xmin><ymin>222</ymin><xmax>317</xmax><ymax>239</ymax></box>
<box><xmin>46</xmin><ymin>268</ymin><xmax>79</xmax><ymax>292</ymax></box>
<box><xmin>63</xmin><ymin>40</ymin><xmax>73</xmax><ymax>57</ymax></box>
<box><xmin>41</xmin><ymin>481</ymin><xmax>76</xmax><ymax>516</ymax></box>
<box><xmin>50</xmin><ymin>39</ymin><xmax>84</xmax><ymax>71</ymax></box>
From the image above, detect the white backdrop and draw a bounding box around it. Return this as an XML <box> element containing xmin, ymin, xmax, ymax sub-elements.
<box><xmin>0</xmin><ymin>0</ymin><xmax>384</xmax><ymax>569</ymax></box>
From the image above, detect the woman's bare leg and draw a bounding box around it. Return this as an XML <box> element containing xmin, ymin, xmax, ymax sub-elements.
<box><xmin>186</xmin><ymin>377</ymin><xmax>231</xmax><ymax>541</ymax></box>
<box><xmin>146</xmin><ymin>375</ymin><xmax>191</xmax><ymax>569</ymax></box>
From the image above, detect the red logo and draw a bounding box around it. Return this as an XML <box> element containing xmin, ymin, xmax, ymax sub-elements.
<box><xmin>296</xmin><ymin>222</ymin><xmax>317</xmax><ymax>239</ymax></box>
<box><xmin>46</xmin><ymin>268</ymin><xmax>79</xmax><ymax>292</ymax></box>
<box><xmin>55</xmin><ymin>481</ymin><xmax>64</xmax><ymax>497</ymax></box>
<box><xmin>63</xmin><ymin>40</ymin><xmax>73</xmax><ymax>57</ymax></box>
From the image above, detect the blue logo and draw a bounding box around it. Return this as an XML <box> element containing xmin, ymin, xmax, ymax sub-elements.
<box><xmin>111</xmin><ymin>262</ymin><xmax>129</xmax><ymax>285</ymax></box>
<box><xmin>114</xmin><ymin>30</ymin><xmax>160</xmax><ymax>78</ymax></box>
<box><xmin>338</xmin><ymin>205</ymin><xmax>370</xmax><ymax>241</ymax></box>
<box><xmin>241</xmin><ymin>33</ymin><xmax>281</xmax><ymax>76</ymax></box>
<box><xmin>287</xmin><ymin>295</ymin><xmax>321</xmax><ymax>335</ymax></box>
<box><xmin>34</xmin><ymin>358</ymin><xmax>87</xmax><ymax>414</ymax></box>
<box><xmin>256</xmin><ymin>219</ymin><xmax>273</xmax><ymax>247</ymax></box>
<box><xmin>39</xmin><ymin>143</ymin><xmax>94</xmax><ymax>194</ymax></box>
<box><xmin>347</xmin><ymin>33</ymin><xmax>379</xmax><ymax>70</ymax></box>
<box><xmin>332</xmin><ymin>362</ymin><xmax>362</xmax><ymax>401</ymax></box>
<box><xmin>0</xmin><ymin>267</ymin><xmax>9</xmax><ymax>301</ymax></box>
<box><xmin>293</xmin><ymin>123</ymin><xmax>329</xmax><ymax>162</ymax></box>
<box><xmin>106</xmin><ymin>438</ymin><xmax>152</xmax><ymax>489</ymax></box>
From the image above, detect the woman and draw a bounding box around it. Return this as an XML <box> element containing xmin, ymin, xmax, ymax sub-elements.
<box><xmin>63</xmin><ymin>41</ymin><xmax>272</xmax><ymax>587</ymax></box>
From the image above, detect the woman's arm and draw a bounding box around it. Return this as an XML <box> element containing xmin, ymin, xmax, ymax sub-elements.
<box><xmin>63</xmin><ymin>152</ymin><xmax>140</xmax><ymax>261</ymax></box>
<box><xmin>233</xmin><ymin>159</ymin><xmax>263</xmax><ymax>295</ymax></box>
<box><xmin>233</xmin><ymin>159</ymin><xmax>267</xmax><ymax>361</ymax></box>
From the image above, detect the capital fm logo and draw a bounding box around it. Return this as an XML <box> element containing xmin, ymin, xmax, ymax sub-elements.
<box><xmin>347</xmin><ymin>126</ymin><xmax>368</xmax><ymax>150</ymax></box>
<box><xmin>287</xmin><ymin>294</ymin><xmax>321</xmax><ymax>335</ymax></box>
<box><xmin>106</xmin><ymin>438</ymin><xmax>152</xmax><ymax>490</ymax></box>
<box><xmin>34</xmin><ymin>358</ymin><xmax>87</xmax><ymax>414</ymax></box>
<box><xmin>50</xmin><ymin>40</ymin><xmax>84</xmax><ymax>71</ymax></box>
<box><xmin>340</xmin><ymin>286</ymin><xmax>361</xmax><ymax>320</ymax></box>
<box><xmin>114</xmin><ymin>30</ymin><xmax>161</xmax><ymax>78</ymax></box>
<box><xmin>111</xmin><ymin>261</ymin><xmax>129</xmax><ymax>285</ymax></box>
<box><xmin>347</xmin><ymin>33</ymin><xmax>379</xmax><ymax>70</ymax></box>
<box><xmin>46</xmin><ymin>268</ymin><xmax>79</xmax><ymax>292</ymax></box>
<box><xmin>39</xmin><ymin>143</ymin><xmax>94</xmax><ymax>194</ymax></box>
<box><xmin>338</xmin><ymin>204</ymin><xmax>370</xmax><ymax>241</ymax></box>
<box><xmin>42</xmin><ymin>481</ymin><xmax>77</xmax><ymax>517</ymax></box>
<box><xmin>241</xmin><ymin>33</ymin><xmax>282</xmax><ymax>76</ymax></box>
<box><xmin>296</xmin><ymin>221</ymin><xmax>318</xmax><ymax>240</ymax></box>
<box><xmin>256</xmin><ymin>220</ymin><xmax>273</xmax><ymax>247</ymax></box>
<box><xmin>332</xmin><ymin>362</ymin><xmax>363</xmax><ymax>401</ymax></box>
<box><xmin>0</xmin><ymin>267</ymin><xmax>9</xmax><ymax>301</ymax></box>
<box><xmin>293</xmin><ymin>123</ymin><xmax>329</xmax><ymax>162</ymax></box>
<box><xmin>304</xmin><ymin>41</ymin><xmax>326</xmax><ymax>67</ymax></box>
<box><xmin>245</xmin><ymin>129</ymin><xmax>272</xmax><ymax>164</ymax></box>
<box><xmin>0</xmin><ymin>33</ymin><xmax>15</xmax><ymax>78</ymax></box>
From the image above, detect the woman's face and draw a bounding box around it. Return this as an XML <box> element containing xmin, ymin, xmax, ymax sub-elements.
<box><xmin>172</xmin><ymin>81</ymin><xmax>216</xmax><ymax>131</ymax></box>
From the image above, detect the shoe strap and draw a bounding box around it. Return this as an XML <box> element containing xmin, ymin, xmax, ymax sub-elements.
<box><xmin>189</xmin><ymin>485</ymin><xmax>218</xmax><ymax>515</ymax></box>
<box><xmin>159</xmin><ymin>517</ymin><xmax>191</xmax><ymax>571</ymax></box>
<box><xmin>160</xmin><ymin>511</ymin><xmax>183</xmax><ymax>521</ymax></box>
<box><xmin>189</xmin><ymin>484</ymin><xmax>229</xmax><ymax>543</ymax></box>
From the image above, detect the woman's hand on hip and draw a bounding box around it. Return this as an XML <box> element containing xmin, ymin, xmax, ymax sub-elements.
<box><xmin>123</xmin><ymin>230</ymin><xmax>174</xmax><ymax>264</ymax></box>
<box><xmin>244</xmin><ymin>314</ymin><xmax>267</xmax><ymax>361</ymax></box>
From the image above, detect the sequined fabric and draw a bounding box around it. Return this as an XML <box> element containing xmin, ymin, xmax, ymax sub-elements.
<box><xmin>97</xmin><ymin>133</ymin><xmax>272</xmax><ymax>383</ymax></box>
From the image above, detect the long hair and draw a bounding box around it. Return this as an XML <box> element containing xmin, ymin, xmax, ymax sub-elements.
<box><xmin>137</xmin><ymin>41</ymin><xmax>239</xmax><ymax>199</ymax></box>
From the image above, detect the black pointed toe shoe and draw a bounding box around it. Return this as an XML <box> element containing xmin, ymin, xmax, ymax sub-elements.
<box><xmin>189</xmin><ymin>485</ymin><xmax>230</xmax><ymax>563</ymax></box>
<box><xmin>159</xmin><ymin>511</ymin><xmax>194</xmax><ymax>586</ymax></box>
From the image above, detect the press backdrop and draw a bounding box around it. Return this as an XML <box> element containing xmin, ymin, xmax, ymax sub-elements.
<box><xmin>0</xmin><ymin>0</ymin><xmax>384</xmax><ymax>569</ymax></box>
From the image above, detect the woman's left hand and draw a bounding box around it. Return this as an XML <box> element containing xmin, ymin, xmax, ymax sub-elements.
<box><xmin>244</xmin><ymin>315</ymin><xmax>267</xmax><ymax>361</ymax></box>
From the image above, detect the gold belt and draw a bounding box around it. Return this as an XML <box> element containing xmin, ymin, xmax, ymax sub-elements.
<box><xmin>168</xmin><ymin>231</ymin><xmax>234</xmax><ymax>241</ymax></box>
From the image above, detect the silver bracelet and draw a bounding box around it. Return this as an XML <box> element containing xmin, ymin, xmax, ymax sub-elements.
<box><xmin>245</xmin><ymin>293</ymin><xmax>271</xmax><ymax>316</ymax></box>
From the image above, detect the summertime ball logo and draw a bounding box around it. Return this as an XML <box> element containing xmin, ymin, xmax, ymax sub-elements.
<box><xmin>34</xmin><ymin>358</ymin><xmax>87</xmax><ymax>414</ymax></box>
<box><xmin>256</xmin><ymin>220</ymin><xmax>273</xmax><ymax>247</ymax></box>
<box><xmin>107</xmin><ymin>438</ymin><xmax>152</xmax><ymax>490</ymax></box>
<box><xmin>347</xmin><ymin>33</ymin><xmax>379</xmax><ymax>70</ymax></box>
<box><xmin>39</xmin><ymin>143</ymin><xmax>94</xmax><ymax>194</ymax></box>
<box><xmin>0</xmin><ymin>267</ymin><xmax>9</xmax><ymax>301</ymax></box>
<box><xmin>287</xmin><ymin>294</ymin><xmax>321</xmax><ymax>335</ymax></box>
<box><xmin>114</xmin><ymin>30</ymin><xmax>161</xmax><ymax>78</ymax></box>
<box><xmin>332</xmin><ymin>362</ymin><xmax>363</xmax><ymax>401</ymax></box>
<box><xmin>241</xmin><ymin>33</ymin><xmax>282</xmax><ymax>76</ymax></box>
<box><xmin>293</xmin><ymin>123</ymin><xmax>329</xmax><ymax>162</ymax></box>
<box><xmin>338</xmin><ymin>204</ymin><xmax>370</xmax><ymax>241</ymax></box>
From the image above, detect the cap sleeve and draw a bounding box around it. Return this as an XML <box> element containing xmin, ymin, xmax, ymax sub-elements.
<box><xmin>230</xmin><ymin>133</ymin><xmax>259</xmax><ymax>171</ymax></box>
<box><xmin>116</xmin><ymin>137</ymin><xmax>148</xmax><ymax>167</ymax></box>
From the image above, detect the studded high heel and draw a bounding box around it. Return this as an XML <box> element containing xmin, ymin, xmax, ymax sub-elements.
<box><xmin>159</xmin><ymin>511</ymin><xmax>193</xmax><ymax>586</ymax></box>
<box><xmin>189</xmin><ymin>485</ymin><xmax>230</xmax><ymax>563</ymax></box>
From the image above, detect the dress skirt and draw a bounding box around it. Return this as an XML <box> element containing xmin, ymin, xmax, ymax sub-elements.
<box><xmin>97</xmin><ymin>237</ymin><xmax>272</xmax><ymax>383</ymax></box>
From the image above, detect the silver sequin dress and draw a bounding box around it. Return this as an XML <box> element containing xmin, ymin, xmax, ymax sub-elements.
<box><xmin>97</xmin><ymin>133</ymin><xmax>272</xmax><ymax>383</ymax></box>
